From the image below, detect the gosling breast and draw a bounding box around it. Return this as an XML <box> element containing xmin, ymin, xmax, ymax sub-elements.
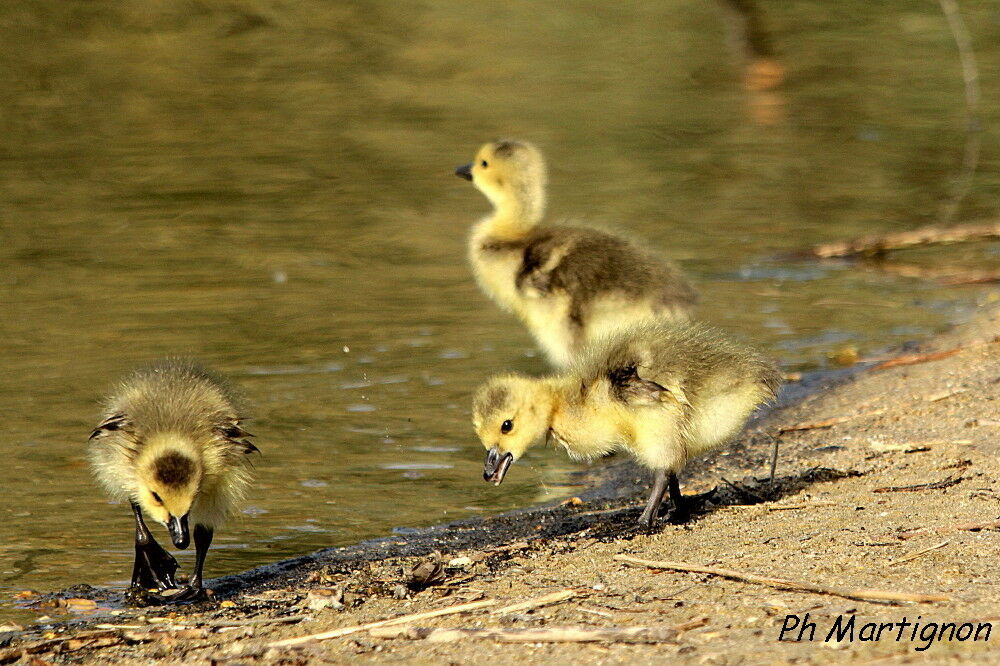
<box><xmin>88</xmin><ymin>359</ymin><xmax>257</xmax><ymax>528</ymax></box>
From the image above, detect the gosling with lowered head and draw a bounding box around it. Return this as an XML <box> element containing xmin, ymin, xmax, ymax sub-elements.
<box><xmin>89</xmin><ymin>359</ymin><xmax>257</xmax><ymax>603</ymax></box>
<box><xmin>456</xmin><ymin>140</ymin><xmax>697</xmax><ymax>368</ymax></box>
<box><xmin>472</xmin><ymin>319</ymin><xmax>780</xmax><ymax>527</ymax></box>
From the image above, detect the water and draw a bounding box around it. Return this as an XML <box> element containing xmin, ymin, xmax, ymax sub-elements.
<box><xmin>1</xmin><ymin>1</ymin><xmax>997</xmax><ymax>620</ymax></box>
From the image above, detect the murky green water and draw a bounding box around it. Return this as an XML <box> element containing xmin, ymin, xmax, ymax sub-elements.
<box><xmin>1</xmin><ymin>1</ymin><xmax>996</xmax><ymax>620</ymax></box>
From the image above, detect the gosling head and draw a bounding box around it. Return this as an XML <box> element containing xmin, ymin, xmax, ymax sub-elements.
<box><xmin>455</xmin><ymin>139</ymin><xmax>547</xmax><ymax>224</ymax></box>
<box><xmin>134</xmin><ymin>436</ymin><xmax>203</xmax><ymax>549</ymax></box>
<box><xmin>472</xmin><ymin>374</ymin><xmax>555</xmax><ymax>485</ymax></box>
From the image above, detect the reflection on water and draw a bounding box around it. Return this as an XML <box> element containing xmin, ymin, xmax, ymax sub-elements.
<box><xmin>0</xmin><ymin>1</ymin><xmax>996</xmax><ymax>618</ymax></box>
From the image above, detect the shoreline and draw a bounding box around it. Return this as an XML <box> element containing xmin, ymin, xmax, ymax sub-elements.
<box><xmin>2</xmin><ymin>299</ymin><xmax>998</xmax><ymax>664</ymax></box>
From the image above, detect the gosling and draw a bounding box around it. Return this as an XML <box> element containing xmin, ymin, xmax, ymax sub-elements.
<box><xmin>456</xmin><ymin>140</ymin><xmax>697</xmax><ymax>368</ymax></box>
<box><xmin>89</xmin><ymin>359</ymin><xmax>258</xmax><ymax>603</ymax></box>
<box><xmin>472</xmin><ymin>319</ymin><xmax>780</xmax><ymax>527</ymax></box>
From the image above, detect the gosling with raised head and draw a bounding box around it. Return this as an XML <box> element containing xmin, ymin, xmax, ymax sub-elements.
<box><xmin>89</xmin><ymin>359</ymin><xmax>257</xmax><ymax>603</ymax></box>
<box><xmin>472</xmin><ymin>319</ymin><xmax>780</xmax><ymax>527</ymax></box>
<box><xmin>456</xmin><ymin>140</ymin><xmax>697</xmax><ymax>368</ymax></box>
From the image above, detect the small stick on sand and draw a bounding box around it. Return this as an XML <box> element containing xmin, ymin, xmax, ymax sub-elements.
<box><xmin>873</xmin><ymin>476</ymin><xmax>963</xmax><ymax>493</ymax></box>
<box><xmin>767</xmin><ymin>501</ymin><xmax>841</xmax><ymax>511</ymax></box>
<box><xmin>370</xmin><ymin>624</ymin><xmax>684</xmax><ymax>644</ymax></box>
<box><xmin>672</xmin><ymin>616</ymin><xmax>710</xmax><ymax>632</ymax></box>
<box><xmin>890</xmin><ymin>540</ymin><xmax>950</xmax><ymax>566</ymax></box>
<box><xmin>203</xmin><ymin>614</ymin><xmax>310</xmax><ymax>628</ymax></box>
<box><xmin>491</xmin><ymin>589</ymin><xmax>579</xmax><ymax>615</ymax></box>
<box><xmin>899</xmin><ymin>519</ymin><xmax>1000</xmax><ymax>540</ymax></box>
<box><xmin>925</xmin><ymin>388</ymin><xmax>969</xmax><ymax>402</ymax></box>
<box><xmin>268</xmin><ymin>599</ymin><xmax>496</xmax><ymax>647</ymax></box>
<box><xmin>778</xmin><ymin>416</ymin><xmax>852</xmax><ymax>433</ymax></box>
<box><xmin>874</xmin><ymin>349</ymin><xmax>962</xmax><ymax>370</ymax></box>
<box><xmin>613</xmin><ymin>555</ymin><xmax>949</xmax><ymax>604</ymax></box>
<box><xmin>778</xmin><ymin>409</ymin><xmax>885</xmax><ymax>434</ymax></box>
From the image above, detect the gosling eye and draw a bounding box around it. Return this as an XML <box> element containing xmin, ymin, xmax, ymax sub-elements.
<box><xmin>150</xmin><ymin>491</ymin><xmax>163</xmax><ymax>504</ymax></box>
<box><xmin>500</xmin><ymin>419</ymin><xmax>513</xmax><ymax>434</ymax></box>
<box><xmin>480</xmin><ymin>159</ymin><xmax>489</xmax><ymax>168</ymax></box>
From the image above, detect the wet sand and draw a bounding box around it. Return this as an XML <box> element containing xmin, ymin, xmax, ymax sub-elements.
<box><xmin>2</xmin><ymin>300</ymin><xmax>998</xmax><ymax>664</ymax></box>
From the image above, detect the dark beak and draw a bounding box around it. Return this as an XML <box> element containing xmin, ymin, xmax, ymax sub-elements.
<box><xmin>483</xmin><ymin>447</ymin><xmax>514</xmax><ymax>486</ymax></box>
<box><xmin>168</xmin><ymin>514</ymin><xmax>190</xmax><ymax>549</ymax></box>
<box><xmin>454</xmin><ymin>163</ymin><xmax>473</xmax><ymax>181</ymax></box>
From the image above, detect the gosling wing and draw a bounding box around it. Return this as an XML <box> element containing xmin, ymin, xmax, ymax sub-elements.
<box><xmin>514</xmin><ymin>229</ymin><xmax>571</xmax><ymax>297</ymax></box>
<box><xmin>608</xmin><ymin>364</ymin><xmax>690</xmax><ymax>409</ymax></box>
<box><xmin>215</xmin><ymin>419</ymin><xmax>259</xmax><ymax>455</ymax></box>
<box><xmin>89</xmin><ymin>412</ymin><xmax>132</xmax><ymax>440</ymax></box>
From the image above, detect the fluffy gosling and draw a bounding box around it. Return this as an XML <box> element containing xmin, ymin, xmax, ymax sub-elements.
<box><xmin>472</xmin><ymin>319</ymin><xmax>780</xmax><ymax>527</ymax></box>
<box><xmin>456</xmin><ymin>139</ymin><xmax>697</xmax><ymax>368</ymax></box>
<box><xmin>89</xmin><ymin>359</ymin><xmax>257</xmax><ymax>603</ymax></box>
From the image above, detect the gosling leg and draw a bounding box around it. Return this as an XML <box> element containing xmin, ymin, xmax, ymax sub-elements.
<box><xmin>129</xmin><ymin>501</ymin><xmax>178</xmax><ymax>592</ymax></box>
<box><xmin>638</xmin><ymin>469</ymin><xmax>669</xmax><ymax>528</ymax></box>
<box><xmin>172</xmin><ymin>524</ymin><xmax>213</xmax><ymax>602</ymax></box>
<box><xmin>666</xmin><ymin>472</ymin><xmax>690</xmax><ymax>524</ymax></box>
<box><xmin>189</xmin><ymin>524</ymin><xmax>213</xmax><ymax>592</ymax></box>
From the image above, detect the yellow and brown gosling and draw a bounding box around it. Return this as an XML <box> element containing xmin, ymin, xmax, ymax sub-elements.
<box><xmin>456</xmin><ymin>139</ymin><xmax>697</xmax><ymax>368</ymax></box>
<box><xmin>89</xmin><ymin>359</ymin><xmax>257</xmax><ymax>603</ymax></box>
<box><xmin>472</xmin><ymin>318</ymin><xmax>780</xmax><ymax>527</ymax></box>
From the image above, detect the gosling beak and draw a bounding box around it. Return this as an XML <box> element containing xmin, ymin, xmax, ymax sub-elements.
<box><xmin>454</xmin><ymin>163</ymin><xmax>473</xmax><ymax>181</ymax></box>
<box><xmin>167</xmin><ymin>514</ymin><xmax>190</xmax><ymax>549</ymax></box>
<box><xmin>483</xmin><ymin>447</ymin><xmax>514</xmax><ymax>486</ymax></box>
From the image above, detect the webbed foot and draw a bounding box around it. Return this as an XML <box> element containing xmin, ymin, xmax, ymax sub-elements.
<box><xmin>134</xmin><ymin>538</ymin><xmax>180</xmax><ymax>591</ymax></box>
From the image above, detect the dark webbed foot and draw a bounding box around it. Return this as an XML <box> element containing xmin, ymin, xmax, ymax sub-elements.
<box><xmin>665</xmin><ymin>505</ymin><xmax>691</xmax><ymax>524</ymax></box>
<box><xmin>168</xmin><ymin>585</ymin><xmax>210</xmax><ymax>603</ymax></box>
<box><xmin>135</xmin><ymin>524</ymin><xmax>214</xmax><ymax>605</ymax></box>
<box><xmin>134</xmin><ymin>538</ymin><xmax>180</xmax><ymax>590</ymax></box>
<box><xmin>130</xmin><ymin>501</ymin><xmax>179</xmax><ymax>592</ymax></box>
<box><xmin>124</xmin><ymin>585</ymin><xmax>209</xmax><ymax>607</ymax></box>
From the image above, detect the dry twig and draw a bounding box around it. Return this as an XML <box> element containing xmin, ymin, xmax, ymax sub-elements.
<box><xmin>370</xmin><ymin>624</ymin><xmax>683</xmax><ymax>644</ymax></box>
<box><xmin>809</xmin><ymin>222</ymin><xmax>999</xmax><ymax>259</ymax></box>
<box><xmin>766</xmin><ymin>501</ymin><xmax>841</xmax><ymax>511</ymax></box>
<box><xmin>874</xmin><ymin>348</ymin><xmax>962</xmax><ymax>370</ymax></box>
<box><xmin>889</xmin><ymin>540</ymin><xmax>950</xmax><ymax>566</ymax></box>
<box><xmin>899</xmin><ymin>519</ymin><xmax>1000</xmax><ymax>540</ymax></box>
<box><xmin>778</xmin><ymin>416</ymin><xmax>852</xmax><ymax>434</ymax></box>
<box><xmin>614</xmin><ymin>555</ymin><xmax>948</xmax><ymax>604</ymax></box>
<box><xmin>925</xmin><ymin>388</ymin><xmax>968</xmax><ymax>402</ymax></box>
<box><xmin>778</xmin><ymin>409</ymin><xmax>884</xmax><ymax>434</ymax></box>
<box><xmin>873</xmin><ymin>476</ymin><xmax>963</xmax><ymax>493</ymax></box>
<box><xmin>203</xmin><ymin>614</ymin><xmax>309</xmax><ymax>628</ymax></box>
<box><xmin>491</xmin><ymin>589</ymin><xmax>580</xmax><ymax>615</ymax></box>
<box><xmin>268</xmin><ymin>599</ymin><xmax>496</xmax><ymax>647</ymax></box>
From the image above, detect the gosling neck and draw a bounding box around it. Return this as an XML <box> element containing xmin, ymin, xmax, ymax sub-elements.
<box><xmin>482</xmin><ymin>191</ymin><xmax>545</xmax><ymax>240</ymax></box>
<box><xmin>543</xmin><ymin>375</ymin><xmax>578</xmax><ymax>428</ymax></box>
<box><xmin>547</xmin><ymin>376</ymin><xmax>627</xmax><ymax>458</ymax></box>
